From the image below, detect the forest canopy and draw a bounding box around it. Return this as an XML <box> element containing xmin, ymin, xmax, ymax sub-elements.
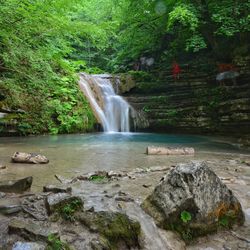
<box><xmin>0</xmin><ymin>0</ymin><xmax>249</xmax><ymax>134</ymax></box>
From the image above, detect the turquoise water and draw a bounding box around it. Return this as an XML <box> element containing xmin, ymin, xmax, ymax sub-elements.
<box><xmin>0</xmin><ymin>133</ymin><xmax>248</xmax><ymax>190</ymax></box>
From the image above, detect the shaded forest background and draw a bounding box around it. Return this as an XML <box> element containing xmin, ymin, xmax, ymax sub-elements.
<box><xmin>0</xmin><ymin>0</ymin><xmax>249</xmax><ymax>135</ymax></box>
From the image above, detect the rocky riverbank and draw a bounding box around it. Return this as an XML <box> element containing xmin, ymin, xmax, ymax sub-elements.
<box><xmin>0</xmin><ymin>151</ymin><xmax>250</xmax><ymax>250</ymax></box>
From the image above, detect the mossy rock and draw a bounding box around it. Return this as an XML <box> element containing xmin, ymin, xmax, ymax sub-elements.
<box><xmin>77</xmin><ymin>211</ymin><xmax>141</xmax><ymax>249</ymax></box>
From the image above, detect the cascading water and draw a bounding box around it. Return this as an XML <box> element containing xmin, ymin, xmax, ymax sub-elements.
<box><xmin>79</xmin><ymin>73</ymin><xmax>133</xmax><ymax>132</ymax></box>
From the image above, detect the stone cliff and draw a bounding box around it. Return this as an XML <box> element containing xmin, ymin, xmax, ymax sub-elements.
<box><xmin>125</xmin><ymin>59</ymin><xmax>250</xmax><ymax>146</ymax></box>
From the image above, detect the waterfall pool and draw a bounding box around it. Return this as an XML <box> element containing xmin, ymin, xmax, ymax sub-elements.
<box><xmin>0</xmin><ymin>132</ymin><xmax>249</xmax><ymax>191</ymax></box>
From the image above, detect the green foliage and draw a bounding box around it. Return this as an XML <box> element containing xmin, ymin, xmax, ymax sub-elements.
<box><xmin>180</xmin><ymin>210</ymin><xmax>192</xmax><ymax>223</ymax></box>
<box><xmin>46</xmin><ymin>234</ymin><xmax>71</xmax><ymax>250</ymax></box>
<box><xmin>0</xmin><ymin>0</ymin><xmax>249</xmax><ymax>136</ymax></box>
<box><xmin>89</xmin><ymin>175</ymin><xmax>108</xmax><ymax>183</ymax></box>
<box><xmin>59</xmin><ymin>199</ymin><xmax>82</xmax><ymax>221</ymax></box>
<box><xmin>0</xmin><ymin>0</ymin><xmax>99</xmax><ymax>135</ymax></box>
<box><xmin>218</xmin><ymin>209</ymin><xmax>237</xmax><ymax>228</ymax></box>
<box><xmin>128</xmin><ymin>71</ymin><xmax>152</xmax><ymax>82</ymax></box>
<box><xmin>142</xmin><ymin>105</ymin><xmax>150</xmax><ymax>113</ymax></box>
<box><xmin>168</xmin><ymin>4</ymin><xmax>199</xmax><ymax>32</ymax></box>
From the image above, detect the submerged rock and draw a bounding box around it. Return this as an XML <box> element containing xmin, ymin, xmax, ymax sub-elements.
<box><xmin>77</xmin><ymin>210</ymin><xmax>141</xmax><ymax>249</ymax></box>
<box><xmin>147</xmin><ymin>146</ymin><xmax>195</xmax><ymax>155</ymax></box>
<box><xmin>142</xmin><ymin>161</ymin><xmax>244</xmax><ymax>240</ymax></box>
<box><xmin>0</xmin><ymin>176</ymin><xmax>33</xmax><ymax>193</ymax></box>
<box><xmin>12</xmin><ymin>152</ymin><xmax>49</xmax><ymax>164</ymax></box>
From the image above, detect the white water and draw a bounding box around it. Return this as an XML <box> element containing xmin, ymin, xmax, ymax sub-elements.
<box><xmin>79</xmin><ymin>73</ymin><xmax>132</xmax><ymax>132</ymax></box>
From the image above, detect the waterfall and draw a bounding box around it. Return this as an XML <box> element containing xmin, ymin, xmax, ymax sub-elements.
<box><xmin>79</xmin><ymin>73</ymin><xmax>133</xmax><ymax>132</ymax></box>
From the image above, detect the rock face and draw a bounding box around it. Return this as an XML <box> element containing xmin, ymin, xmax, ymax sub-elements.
<box><xmin>12</xmin><ymin>152</ymin><xmax>49</xmax><ymax>164</ymax></box>
<box><xmin>147</xmin><ymin>146</ymin><xmax>195</xmax><ymax>155</ymax></box>
<box><xmin>142</xmin><ymin>161</ymin><xmax>244</xmax><ymax>239</ymax></box>
<box><xmin>0</xmin><ymin>176</ymin><xmax>33</xmax><ymax>193</ymax></box>
<box><xmin>125</xmin><ymin>59</ymin><xmax>250</xmax><ymax>144</ymax></box>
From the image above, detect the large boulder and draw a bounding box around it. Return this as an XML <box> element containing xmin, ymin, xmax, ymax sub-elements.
<box><xmin>12</xmin><ymin>152</ymin><xmax>49</xmax><ymax>164</ymax></box>
<box><xmin>142</xmin><ymin>161</ymin><xmax>244</xmax><ymax>240</ymax></box>
<box><xmin>0</xmin><ymin>176</ymin><xmax>32</xmax><ymax>193</ymax></box>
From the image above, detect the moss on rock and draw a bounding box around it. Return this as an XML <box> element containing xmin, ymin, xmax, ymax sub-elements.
<box><xmin>77</xmin><ymin>211</ymin><xmax>141</xmax><ymax>249</ymax></box>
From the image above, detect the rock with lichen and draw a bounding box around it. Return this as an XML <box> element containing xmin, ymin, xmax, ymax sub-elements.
<box><xmin>142</xmin><ymin>161</ymin><xmax>244</xmax><ymax>240</ymax></box>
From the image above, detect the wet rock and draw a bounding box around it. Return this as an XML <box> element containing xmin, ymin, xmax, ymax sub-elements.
<box><xmin>12</xmin><ymin>152</ymin><xmax>49</xmax><ymax>164</ymax></box>
<box><xmin>130</xmin><ymin>168</ymin><xmax>147</xmax><ymax>174</ymax></box>
<box><xmin>0</xmin><ymin>215</ymin><xmax>9</xmax><ymax>249</ymax></box>
<box><xmin>142</xmin><ymin>161</ymin><xmax>244</xmax><ymax>239</ymax></box>
<box><xmin>77</xmin><ymin>210</ymin><xmax>141</xmax><ymax>249</ymax></box>
<box><xmin>115</xmin><ymin>191</ymin><xmax>134</xmax><ymax>202</ymax></box>
<box><xmin>88</xmin><ymin>171</ymin><xmax>108</xmax><ymax>178</ymax></box>
<box><xmin>22</xmin><ymin>197</ymin><xmax>48</xmax><ymax>221</ymax></box>
<box><xmin>0</xmin><ymin>198</ymin><xmax>22</xmax><ymax>215</ymax></box>
<box><xmin>9</xmin><ymin>219</ymin><xmax>58</xmax><ymax>241</ymax></box>
<box><xmin>45</xmin><ymin>193</ymin><xmax>83</xmax><ymax>215</ymax></box>
<box><xmin>43</xmin><ymin>185</ymin><xmax>72</xmax><ymax>194</ymax></box>
<box><xmin>107</xmin><ymin>170</ymin><xmax>127</xmax><ymax>178</ymax></box>
<box><xmin>12</xmin><ymin>241</ymin><xmax>45</xmax><ymax>250</ymax></box>
<box><xmin>76</xmin><ymin>174</ymin><xmax>88</xmax><ymax>181</ymax></box>
<box><xmin>0</xmin><ymin>176</ymin><xmax>33</xmax><ymax>193</ymax></box>
<box><xmin>147</xmin><ymin>146</ymin><xmax>195</xmax><ymax>155</ymax></box>
<box><xmin>148</xmin><ymin>166</ymin><xmax>170</xmax><ymax>172</ymax></box>
<box><xmin>143</xmin><ymin>184</ymin><xmax>152</xmax><ymax>188</ymax></box>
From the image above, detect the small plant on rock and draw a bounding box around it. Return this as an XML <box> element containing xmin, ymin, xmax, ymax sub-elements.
<box><xmin>181</xmin><ymin>210</ymin><xmax>192</xmax><ymax>223</ymax></box>
<box><xmin>59</xmin><ymin>199</ymin><xmax>82</xmax><ymax>221</ymax></box>
<box><xmin>46</xmin><ymin>234</ymin><xmax>71</xmax><ymax>250</ymax></box>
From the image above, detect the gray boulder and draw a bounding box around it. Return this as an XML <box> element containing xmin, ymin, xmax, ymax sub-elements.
<box><xmin>142</xmin><ymin>161</ymin><xmax>244</xmax><ymax>240</ymax></box>
<box><xmin>0</xmin><ymin>176</ymin><xmax>32</xmax><ymax>193</ymax></box>
<box><xmin>12</xmin><ymin>152</ymin><xmax>49</xmax><ymax>164</ymax></box>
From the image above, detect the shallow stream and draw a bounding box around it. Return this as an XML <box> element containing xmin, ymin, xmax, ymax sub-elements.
<box><xmin>0</xmin><ymin>132</ymin><xmax>249</xmax><ymax>191</ymax></box>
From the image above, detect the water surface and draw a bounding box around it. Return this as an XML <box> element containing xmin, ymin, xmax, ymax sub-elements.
<box><xmin>0</xmin><ymin>133</ymin><xmax>248</xmax><ymax>191</ymax></box>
